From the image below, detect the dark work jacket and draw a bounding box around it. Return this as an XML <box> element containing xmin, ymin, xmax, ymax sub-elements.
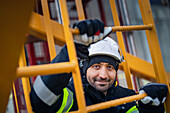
<box><xmin>30</xmin><ymin>44</ymin><xmax>165</xmax><ymax>113</ymax></box>
<box><xmin>67</xmin><ymin>79</ymin><xmax>138</xmax><ymax>113</ymax></box>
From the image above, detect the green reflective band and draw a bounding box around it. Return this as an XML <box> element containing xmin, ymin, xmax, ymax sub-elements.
<box><xmin>56</xmin><ymin>88</ymin><xmax>74</xmax><ymax>113</ymax></box>
<box><xmin>126</xmin><ymin>106</ymin><xmax>139</xmax><ymax>113</ymax></box>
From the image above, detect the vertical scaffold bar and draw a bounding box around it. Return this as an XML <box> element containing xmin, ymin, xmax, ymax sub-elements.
<box><xmin>0</xmin><ymin>1</ymin><xmax>35</xmax><ymax>112</ymax></box>
<box><xmin>59</xmin><ymin>0</ymin><xmax>87</xmax><ymax>112</ymax></box>
<box><xmin>75</xmin><ymin>0</ymin><xmax>85</xmax><ymax>20</ymax></box>
<box><xmin>41</xmin><ymin>0</ymin><xmax>56</xmax><ymax>60</ymax></box>
<box><xmin>109</xmin><ymin>0</ymin><xmax>133</xmax><ymax>89</ymax></box>
<box><xmin>12</xmin><ymin>84</ymin><xmax>20</xmax><ymax>113</ymax></box>
<box><xmin>138</xmin><ymin>0</ymin><xmax>170</xmax><ymax>112</ymax></box>
<box><xmin>19</xmin><ymin>47</ymin><xmax>34</xmax><ymax>113</ymax></box>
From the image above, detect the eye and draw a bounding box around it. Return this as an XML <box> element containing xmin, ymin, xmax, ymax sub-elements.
<box><xmin>92</xmin><ymin>64</ymin><xmax>100</xmax><ymax>70</ymax></box>
<box><xmin>107</xmin><ymin>65</ymin><xmax>114</xmax><ymax>71</ymax></box>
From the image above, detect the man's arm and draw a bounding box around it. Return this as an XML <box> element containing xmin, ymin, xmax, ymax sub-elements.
<box><xmin>137</xmin><ymin>83</ymin><xmax>168</xmax><ymax>113</ymax></box>
<box><xmin>119</xmin><ymin>83</ymin><xmax>168</xmax><ymax>113</ymax></box>
<box><xmin>30</xmin><ymin>45</ymin><xmax>74</xmax><ymax>113</ymax></box>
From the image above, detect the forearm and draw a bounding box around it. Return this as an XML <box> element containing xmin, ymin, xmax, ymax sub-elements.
<box><xmin>30</xmin><ymin>45</ymin><xmax>72</xmax><ymax>112</ymax></box>
<box><xmin>35</xmin><ymin>45</ymin><xmax>71</xmax><ymax>94</ymax></box>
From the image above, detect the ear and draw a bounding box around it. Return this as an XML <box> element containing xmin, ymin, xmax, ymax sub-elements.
<box><xmin>115</xmin><ymin>62</ymin><xmax>119</xmax><ymax>72</ymax></box>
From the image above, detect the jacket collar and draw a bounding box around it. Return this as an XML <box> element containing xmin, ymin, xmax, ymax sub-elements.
<box><xmin>83</xmin><ymin>84</ymin><xmax>115</xmax><ymax>102</ymax></box>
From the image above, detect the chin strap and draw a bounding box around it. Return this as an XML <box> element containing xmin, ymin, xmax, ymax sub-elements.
<box><xmin>114</xmin><ymin>81</ymin><xmax>118</xmax><ymax>87</ymax></box>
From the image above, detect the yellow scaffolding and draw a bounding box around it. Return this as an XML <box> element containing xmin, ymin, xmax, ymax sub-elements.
<box><xmin>0</xmin><ymin>0</ymin><xmax>35</xmax><ymax>113</ymax></box>
<box><xmin>0</xmin><ymin>0</ymin><xmax>169</xmax><ymax>113</ymax></box>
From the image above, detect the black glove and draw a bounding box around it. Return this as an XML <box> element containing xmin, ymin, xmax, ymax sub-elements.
<box><xmin>73</xmin><ymin>19</ymin><xmax>112</xmax><ymax>45</ymax></box>
<box><xmin>139</xmin><ymin>83</ymin><xmax>168</xmax><ymax>106</ymax></box>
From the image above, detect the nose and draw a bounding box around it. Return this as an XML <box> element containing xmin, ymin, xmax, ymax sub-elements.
<box><xmin>99</xmin><ymin>67</ymin><xmax>108</xmax><ymax>79</ymax></box>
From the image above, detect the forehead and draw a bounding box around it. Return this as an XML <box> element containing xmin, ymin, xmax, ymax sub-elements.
<box><xmin>92</xmin><ymin>62</ymin><xmax>111</xmax><ymax>65</ymax></box>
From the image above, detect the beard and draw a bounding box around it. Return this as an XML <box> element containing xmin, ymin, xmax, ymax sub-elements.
<box><xmin>90</xmin><ymin>77</ymin><xmax>114</xmax><ymax>94</ymax></box>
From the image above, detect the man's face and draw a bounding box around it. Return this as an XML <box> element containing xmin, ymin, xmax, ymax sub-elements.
<box><xmin>86</xmin><ymin>62</ymin><xmax>116</xmax><ymax>95</ymax></box>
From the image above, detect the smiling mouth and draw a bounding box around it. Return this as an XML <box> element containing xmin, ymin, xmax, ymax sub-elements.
<box><xmin>95</xmin><ymin>81</ymin><xmax>109</xmax><ymax>85</ymax></box>
<box><xmin>99</xmin><ymin>84</ymin><xmax>106</xmax><ymax>86</ymax></box>
<box><xmin>94</xmin><ymin>78</ymin><xmax>110</xmax><ymax>82</ymax></box>
<box><xmin>93</xmin><ymin>78</ymin><xmax>110</xmax><ymax>86</ymax></box>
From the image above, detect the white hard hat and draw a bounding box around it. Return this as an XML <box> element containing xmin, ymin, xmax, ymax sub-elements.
<box><xmin>88</xmin><ymin>37</ymin><xmax>124</xmax><ymax>63</ymax></box>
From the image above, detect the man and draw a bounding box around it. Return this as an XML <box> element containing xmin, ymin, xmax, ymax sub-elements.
<box><xmin>30</xmin><ymin>19</ymin><xmax>168</xmax><ymax>113</ymax></box>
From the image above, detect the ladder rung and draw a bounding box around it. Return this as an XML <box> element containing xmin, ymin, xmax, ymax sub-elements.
<box><xmin>71</xmin><ymin>24</ymin><xmax>153</xmax><ymax>34</ymax></box>
<box><xmin>112</xmin><ymin>24</ymin><xmax>153</xmax><ymax>32</ymax></box>
<box><xmin>86</xmin><ymin>93</ymin><xmax>147</xmax><ymax>112</ymax></box>
<box><xmin>16</xmin><ymin>62</ymin><xmax>76</xmax><ymax>78</ymax></box>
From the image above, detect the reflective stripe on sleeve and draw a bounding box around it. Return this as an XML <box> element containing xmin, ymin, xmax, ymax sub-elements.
<box><xmin>126</xmin><ymin>106</ymin><xmax>139</xmax><ymax>113</ymax></box>
<box><xmin>33</xmin><ymin>76</ymin><xmax>61</xmax><ymax>106</ymax></box>
<box><xmin>56</xmin><ymin>88</ymin><xmax>74</xmax><ymax>113</ymax></box>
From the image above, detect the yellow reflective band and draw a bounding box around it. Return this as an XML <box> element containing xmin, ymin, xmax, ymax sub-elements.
<box><xmin>115</xmin><ymin>81</ymin><xmax>118</xmax><ymax>87</ymax></box>
<box><xmin>56</xmin><ymin>88</ymin><xmax>73</xmax><ymax>113</ymax></box>
<box><xmin>66</xmin><ymin>97</ymin><xmax>74</xmax><ymax>113</ymax></box>
<box><xmin>126</xmin><ymin>106</ymin><xmax>139</xmax><ymax>113</ymax></box>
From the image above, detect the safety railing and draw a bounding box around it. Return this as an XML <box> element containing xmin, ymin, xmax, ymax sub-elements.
<box><xmin>13</xmin><ymin>0</ymin><xmax>170</xmax><ymax>113</ymax></box>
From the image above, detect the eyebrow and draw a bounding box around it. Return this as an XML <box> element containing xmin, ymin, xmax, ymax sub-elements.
<box><xmin>93</xmin><ymin>62</ymin><xmax>110</xmax><ymax>65</ymax></box>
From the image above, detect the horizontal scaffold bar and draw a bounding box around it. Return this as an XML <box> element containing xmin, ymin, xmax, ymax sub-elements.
<box><xmin>71</xmin><ymin>24</ymin><xmax>153</xmax><ymax>34</ymax></box>
<box><xmin>86</xmin><ymin>93</ymin><xmax>147</xmax><ymax>112</ymax></box>
<box><xmin>68</xmin><ymin>93</ymin><xmax>147</xmax><ymax>113</ymax></box>
<box><xmin>16</xmin><ymin>62</ymin><xmax>76</xmax><ymax>78</ymax></box>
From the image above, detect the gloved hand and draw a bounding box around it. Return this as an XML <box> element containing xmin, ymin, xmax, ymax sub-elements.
<box><xmin>73</xmin><ymin>19</ymin><xmax>112</xmax><ymax>45</ymax></box>
<box><xmin>139</xmin><ymin>83</ymin><xmax>168</xmax><ymax>106</ymax></box>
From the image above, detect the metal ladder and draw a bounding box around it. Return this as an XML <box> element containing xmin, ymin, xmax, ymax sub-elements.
<box><xmin>1</xmin><ymin>0</ymin><xmax>169</xmax><ymax>113</ymax></box>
